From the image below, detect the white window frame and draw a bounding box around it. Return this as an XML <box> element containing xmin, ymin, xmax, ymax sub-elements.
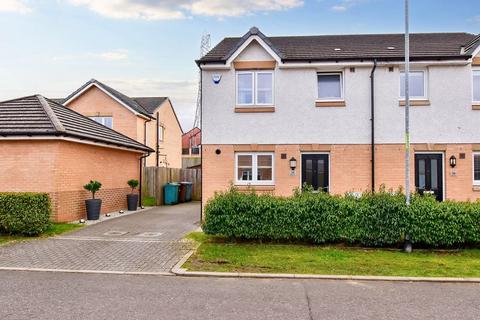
<box><xmin>473</xmin><ymin>152</ymin><xmax>480</xmax><ymax>185</ymax></box>
<box><xmin>235</xmin><ymin>152</ymin><xmax>275</xmax><ymax>186</ymax></box>
<box><xmin>159</xmin><ymin>125</ymin><xmax>164</xmax><ymax>142</ymax></box>
<box><xmin>473</xmin><ymin>69</ymin><xmax>480</xmax><ymax>104</ymax></box>
<box><xmin>236</xmin><ymin>71</ymin><xmax>274</xmax><ymax>106</ymax></box>
<box><xmin>255</xmin><ymin>71</ymin><xmax>274</xmax><ymax>105</ymax></box>
<box><xmin>89</xmin><ymin>116</ymin><xmax>113</xmax><ymax>129</ymax></box>
<box><xmin>316</xmin><ymin>72</ymin><xmax>344</xmax><ymax>101</ymax></box>
<box><xmin>399</xmin><ymin>69</ymin><xmax>428</xmax><ymax>100</ymax></box>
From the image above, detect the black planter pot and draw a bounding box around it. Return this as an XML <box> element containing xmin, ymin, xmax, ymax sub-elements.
<box><xmin>85</xmin><ymin>199</ymin><xmax>102</xmax><ymax>220</ymax></box>
<box><xmin>127</xmin><ymin>194</ymin><xmax>139</xmax><ymax>211</ymax></box>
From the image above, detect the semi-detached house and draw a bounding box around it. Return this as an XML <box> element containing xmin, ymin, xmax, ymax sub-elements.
<box><xmin>197</xmin><ymin>27</ymin><xmax>480</xmax><ymax>211</ymax></box>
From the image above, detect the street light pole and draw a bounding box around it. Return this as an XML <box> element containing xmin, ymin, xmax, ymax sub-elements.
<box><xmin>404</xmin><ymin>0</ymin><xmax>411</xmax><ymax>205</ymax></box>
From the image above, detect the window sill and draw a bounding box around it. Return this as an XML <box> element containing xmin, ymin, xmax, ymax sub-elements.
<box><xmin>235</xmin><ymin>106</ymin><xmax>275</xmax><ymax>113</ymax></box>
<box><xmin>472</xmin><ymin>104</ymin><xmax>480</xmax><ymax>110</ymax></box>
<box><xmin>399</xmin><ymin>99</ymin><xmax>431</xmax><ymax>106</ymax></box>
<box><xmin>473</xmin><ymin>185</ymin><xmax>480</xmax><ymax>191</ymax></box>
<box><xmin>235</xmin><ymin>185</ymin><xmax>275</xmax><ymax>191</ymax></box>
<box><xmin>315</xmin><ymin>100</ymin><xmax>346</xmax><ymax>107</ymax></box>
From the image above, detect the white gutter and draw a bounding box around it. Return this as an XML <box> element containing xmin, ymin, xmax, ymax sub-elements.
<box><xmin>201</xmin><ymin>59</ymin><xmax>470</xmax><ymax>70</ymax></box>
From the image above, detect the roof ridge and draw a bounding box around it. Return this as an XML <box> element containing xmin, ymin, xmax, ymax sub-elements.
<box><xmin>92</xmin><ymin>80</ymin><xmax>152</xmax><ymax>116</ymax></box>
<box><xmin>36</xmin><ymin>95</ymin><xmax>65</xmax><ymax>132</ymax></box>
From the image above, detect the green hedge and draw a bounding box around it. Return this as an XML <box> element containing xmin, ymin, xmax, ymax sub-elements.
<box><xmin>0</xmin><ymin>193</ymin><xmax>51</xmax><ymax>235</ymax></box>
<box><xmin>203</xmin><ymin>187</ymin><xmax>480</xmax><ymax>247</ymax></box>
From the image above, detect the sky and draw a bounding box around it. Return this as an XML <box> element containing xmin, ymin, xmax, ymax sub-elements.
<box><xmin>0</xmin><ymin>0</ymin><xmax>479</xmax><ymax>131</ymax></box>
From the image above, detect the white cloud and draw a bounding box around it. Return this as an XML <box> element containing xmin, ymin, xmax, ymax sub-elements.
<box><xmin>0</xmin><ymin>0</ymin><xmax>31</xmax><ymax>14</ymax></box>
<box><xmin>184</xmin><ymin>0</ymin><xmax>304</xmax><ymax>17</ymax></box>
<box><xmin>67</xmin><ymin>0</ymin><xmax>303</xmax><ymax>20</ymax></box>
<box><xmin>330</xmin><ymin>0</ymin><xmax>366</xmax><ymax>12</ymax></box>
<box><xmin>91</xmin><ymin>49</ymin><xmax>129</xmax><ymax>61</ymax></box>
<box><xmin>331</xmin><ymin>5</ymin><xmax>347</xmax><ymax>12</ymax></box>
<box><xmin>52</xmin><ymin>50</ymin><xmax>129</xmax><ymax>62</ymax></box>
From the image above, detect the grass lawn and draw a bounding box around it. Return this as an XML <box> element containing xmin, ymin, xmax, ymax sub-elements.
<box><xmin>184</xmin><ymin>232</ymin><xmax>480</xmax><ymax>278</ymax></box>
<box><xmin>0</xmin><ymin>223</ymin><xmax>83</xmax><ymax>246</ymax></box>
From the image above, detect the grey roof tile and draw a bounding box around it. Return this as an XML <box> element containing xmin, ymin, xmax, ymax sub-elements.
<box><xmin>199</xmin><ymin>28</ymin><xmax>478</xmax><ymax>63</ymax></box>
<box><xmin>0</xmin><ymin>95</ymin><xmax>153</xmax><ymax>152</ymax></box>
<box><xmin>132</xmin><ymin>97</ymin><xmax>168</xmax><ymax>114</ymax></box>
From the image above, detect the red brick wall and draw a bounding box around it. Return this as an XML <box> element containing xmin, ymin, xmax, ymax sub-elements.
<box><xmin>202</xmin><ymin>143</ymin><xmax>480</xmax><ymax>215</ymax></box>
<box><xmin>0</xmin><ymin>139</ymin><xmax>141</xmax><ymax>222</ymax></box>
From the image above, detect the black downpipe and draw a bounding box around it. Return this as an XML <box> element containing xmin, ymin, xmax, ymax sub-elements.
<box><xmin>156</xmin><ymin>111</ymin><xmax>160</xmax><ymax>167</ymax></box>
<box><xmin>370</xmin><ymin>59</ymin><xmax>377</xmax><ymax>193</ymax></box>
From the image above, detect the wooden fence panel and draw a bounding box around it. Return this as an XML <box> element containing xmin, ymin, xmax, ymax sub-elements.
<box><xmin>143</xmin><ymin>167</ymin><xmax>201</xmax><ymax>205</ymax></box>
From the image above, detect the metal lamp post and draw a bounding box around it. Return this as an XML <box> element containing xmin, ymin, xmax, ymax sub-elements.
<box><xmin>403</xmin><ymin>0</ymin><xmax>413</xmax><ymax>253</ymax></box>
<box><xmin>404</xmin><ymin>0</ymin><xmax>411</xmax><ymax>206</ymax></box>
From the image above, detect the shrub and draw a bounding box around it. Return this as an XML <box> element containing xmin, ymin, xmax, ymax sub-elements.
<box><xmin>127</xmin><ymin>179</ymin><xmax>139</xmax><ymax>193</ymax></box>
<box><xmin>203</xmin><ymin>187</ymin><xmax>480</xmax><ymax>247</ymax></box>
<box><xmin>83</xmin><ymin>180</ymin><xmax>102</xmax><ymax>199</ymax></box>
<box><xmin>0</xmin><ymin>193</ymin><xmax>51</xmax><ymax>235</ymax></box>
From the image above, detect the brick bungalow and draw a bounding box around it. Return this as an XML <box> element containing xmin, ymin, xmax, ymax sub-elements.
<box><xmin>0</xmin><ymin>95</ymin><xmax>153</xmax><ymax>222</ymax></box>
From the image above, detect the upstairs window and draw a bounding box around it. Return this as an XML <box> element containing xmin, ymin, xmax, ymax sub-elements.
<box><xmin>400</xmin><ymin>71</ymin><xmax>426</xmax><ymax>99</ymax></box>
<box><xmin>473</xmin><ymin>70</ymin><xmax>480</xmax><ymax>103</ymax></box>
<box><xmin>159</xmin><ymin>125</ymin><xmax>164</xmax><ymax>142</ymax></box>
<box><xmin>235</xmin><ymin>153</ymin><xmax>274</xmax><ymax>185</ymax></box>
<box><xmin>90</xmin><ymin>116</ymin><xmax>112</xmax><ymax>129</ymax></box>
<box><xmin>236</xmin><ymin>71</ymin><xmax>274</xmax><ymax>105</ymax></box>
<box><xmin>317</xmin><ymin>73</ymin><xmax>343</xmax><ymax>100</ymax></box>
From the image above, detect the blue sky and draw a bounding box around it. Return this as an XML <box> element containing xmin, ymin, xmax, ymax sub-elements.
<box><xmin>0</xmin><ymin>0</ymin><xmax>478</xmax><ymax>130</ymax></box>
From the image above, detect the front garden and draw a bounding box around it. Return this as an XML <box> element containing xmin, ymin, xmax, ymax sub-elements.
<box><xmin>185</xmin><ymin>186</ymin><xmax>480</xmax><ymax>277</ymax></box>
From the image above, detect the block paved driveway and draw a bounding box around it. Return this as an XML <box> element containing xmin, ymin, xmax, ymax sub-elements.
<box><xmin>0</xmin><ymin>202</ymin><xmax>200</xmax><ymax>274</ymax></box>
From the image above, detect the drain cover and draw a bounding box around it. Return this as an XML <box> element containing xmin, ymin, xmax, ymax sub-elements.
<box><xmin>103</xmin><ymin>231</ymin><xmax>128</xmax><ymax>236</ymax></box>
<box><xmin>137</xmin><ymin>232</ymin><xmax>163</xmax><ymax>237</ymax></box>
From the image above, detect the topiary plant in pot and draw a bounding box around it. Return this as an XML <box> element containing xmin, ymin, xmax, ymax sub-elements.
<box><xmin>83</xmin><ymin>180</ymin><xmax>102</xmax><ymax>220</ymax></box>
<box><xmin>127</xmin><ymin>179</ymin><xmax>139</xmax><ymax>211</ymax></box>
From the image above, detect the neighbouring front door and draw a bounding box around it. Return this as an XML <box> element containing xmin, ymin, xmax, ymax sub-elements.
<box><xmin>301</xmin><ymin>154</ymin><xmax>329</xmax><ymax>192</ymax></box>
<box><xmin>415</xmin><ymin>153</ymin><xmax>443</xmax><ymax>201</ymax></box>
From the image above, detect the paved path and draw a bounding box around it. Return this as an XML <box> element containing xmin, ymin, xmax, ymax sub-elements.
<box><xmin>0</xmin><ymin>203</ymin><xmax>200</xmax><ymax>273</ymax></box>
<box><xmin>1</xmin><ymin>270</ymin><xmax>479</xmax><ymax>320</ymax></box>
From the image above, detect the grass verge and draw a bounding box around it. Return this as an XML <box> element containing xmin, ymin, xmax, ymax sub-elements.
<box><xmin>184</xmin><ymin>232</ymin><xmax>480</xmax><ymax>278</ymax></box>
<box><xmin>0</xmin><ymin>223</ymin><xmax>83</xmax><ymax>246</ymax></box>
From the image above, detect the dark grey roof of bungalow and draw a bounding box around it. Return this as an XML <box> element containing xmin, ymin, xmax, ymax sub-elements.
<box><xmin>0</xmin><ymin>95</ymin><xmax>153</xmax><ymax>152</ymax></box>
<box><xmin>61</xmin><ymin>79</ymin><xmax>168</xmax><ymax>118</ymax></box>
<box><xmin>198</xmin><ymin>27</ymin><xmax>479</xmax><ymax>64</ymax></box>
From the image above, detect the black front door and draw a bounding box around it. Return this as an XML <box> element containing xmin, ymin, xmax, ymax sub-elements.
<box><xmin>302</xmin><ymin>154</ymin><xmax>329</xmax><ymax>192</ymax></box>
<box><xmin>415</xmin><ymin>154</ymin><xmax>443</xmax><ymax>201</ymax></box>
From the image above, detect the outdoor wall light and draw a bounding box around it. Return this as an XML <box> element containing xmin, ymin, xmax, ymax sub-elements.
<box><xmin>119</xmin><ymin>210</ymin><xmax>124</xmax><ymax>214</ymax></box>
<box><xmin>105</xmin><ymin>213</ymin><xmax>111</xmax><ymax>217</ymax></box>
<box><xmin>289</xmin><ymin>157</ymin><xmax>297</xmax><ymax>171</ymax></box>
<box><xmin>449</xmin><ymin>155</ymin><xmax>457</xmax><ymax>168</ymax></box>
<box><xmin>79</xmin><ymin>219</ymin><xmax>85</xmax><ymax>224</ymax></box>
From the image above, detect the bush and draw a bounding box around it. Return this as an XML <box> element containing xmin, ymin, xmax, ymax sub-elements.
<box><xmin>203</xmin><ymin>187</ymin><xmax>480</xmax><ymax>247</ymax></box>
<box><xmin>127</xmin><ymin>179</ymin><xmax>139</xmax><ymax>193</ymax></box>
<box><xmin>83</xmin><ymin>180</ymin><xmax>102</xmax><ymax>199</ymax></box>
<box><xmin>0</xmin><ymin>193</ymin><xmax>51</xmax><ymax>235</ymax></box>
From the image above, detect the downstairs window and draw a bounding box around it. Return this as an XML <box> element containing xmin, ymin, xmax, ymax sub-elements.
<box><xmin>235</xmin><ymin>153</ymin><xmax>274</xmax><ymax>185</ymax></box>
